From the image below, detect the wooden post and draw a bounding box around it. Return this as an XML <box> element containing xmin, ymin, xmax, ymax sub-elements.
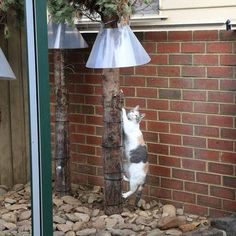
<box><xmin>54</xmin><ymin>50</ymin><xmax>71</xmax><ymax>196</ymax></box>
<box><xmin>102</xmin><ymin>68</ymin><xmax>123</xmax><ymax>215</ymax></box>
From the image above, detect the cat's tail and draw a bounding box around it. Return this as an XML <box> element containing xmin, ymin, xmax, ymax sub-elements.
<box><xmin>135</xmin><ymin>183</ymin><xmax>145</xmax><ymax>207</ymax></box>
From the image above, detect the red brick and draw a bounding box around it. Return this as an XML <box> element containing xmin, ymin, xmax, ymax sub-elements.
<box><xmin>193</xmin><ymin>31</ymin><xmax>218</xmax><ymax>41</ymax></box>
<box><xmin>144</xmin><ymin>110</ymin><xmax>158</xmax><ymax>120</ymax></box>
<box><xmin>220</xmin><ymin>55</ymin><xmax>236</xmax><ymax>66</ymax></box>
<box><xmin>170</xmin><ymin>124</ymin><xmax>193</xmax><ymax>135</ymax></box>
<box><xmin>147</xmin><ymin>121</ymin><xmax>169</xmax><ymax>132</ymax></box>
<box><xmin>181</xmin><ymin>43</ymin><xmax>205</xmax><ymax>53</ymax></box>
<box><xmin>137</xmin><ymin>88</ymin><xmax>157</xmax><ymax>98</ymax></box>
<box><xmin>159</xmin><ymin>111</ymin><xmax>181</xmax><ymax>122</ymax></box>
<box><xmin>170</xmin><ymin>101</ymin><xmax>193</xmax><ymax>112</ymax></box>
<box><xmin>208</xmin><ymin>139</ymin><xmax>233</xmax><ymax>151</ymax></box>
<box><xmin>145</xmin><ymin>32</ymin><xmax>167</xmax><ymax>42</ymax></box>
<box><xmin>159</xmin><ymin>89</ymin><xmax>181</xmax><ymax>99</ymax></box>
<box><xmin>170</xmin><ymin>146</ymin><xmax>193</xmax><ymax>158</ymax></box>
<box><xmin>150</xmin><ymin>187</ymin><xmax>172</xmax><ymax>199</ymax></box>
<box><xmin>209</xmin><ymin>162</ymin><xmax>234</xmax><ymax>175</ymax></box>
<box><xmin>173</xmin><ymin>191</ymin><xmax>196</xmax><ymax>204</ymax></box>
<box><xmin>207</xmin><ymin>42</ymin><xmax>233</xmax><ymax>53</ymax></box>
<box><xmin>147</xmin><ymin>175</ymin><xmax>160</xmax><ymax>186</ymax></box>
<box><xmin>157</xmin><ymin>42</ymin><xmax>180</xmax><ymax>53</ymax></box>
<box><xmin>120</xmin><ymin>67</ymin><xmax>135</xmax><ymax>75</ymax></box>
<box><xmin>159</xmin><ymin>156</ymin><xmax>181</xmax><ymax>168</ymax></box>
<box><xmin>86</xmin><ymin>116</ymin><xmax>102</xmax><ymax>125</ymax></box>
<box><xmin>149</xmin><ymin>165</ymin><xmax>171</xmax><ymax>177</ymax></box>
<box><xmin>184</xmin><ymin>204</ymin><xmax>208</xmax><ymax>216</ymax></box>
<box><xmin>223</xmin><ymin>176</ymin><xmax>236</xmax><ymax>188</ymax></box>
<box><xmin>169</xmin><ymin>78</ymin><xmax>193</xmax><ymax>89</ymax></box>
<box><xmin>161</xmin><ymin>178</ymin><xmax>183</xmax><ymax>190</ymax></box>
<box><xmin>197</xmin><ymin>195</ymin><xmax>222</xmax><ymax>209</ymax></box>
<box><xmin>142</xmin><ymin>42</ymin><xmax>156</xmax><ymax>53</ymax></box>
<box><xmin>88</xmin><ymin>175</ymin><xmax>103</xmax><ymax>186</ymax></box>
<box><xmin>69</xmin><ymin>114</ymin><xmax>85</xmax><ymax>123</ymax></box>
<box><xmin>193</xmin><ymin>55</ymin><xmax>218</xmax><ymax>66</ymax></box>
<box><xmin>182</xmin><ymin>159</ymin><xmax>206</xmax><ymax>171</ymax></box>
<box><xmin>183</xmin><ymin>90</ymin><xmax>206</xmax><ymax>101</ymax></box>
<box><xmin>169</xmin><ymin>55</ymin><xmax>192</xmax><ymax>65</ymax></box>
<box><xmin>210</xmin><ymin>186</ymin><xmax>235</xmax><ymax>200</ymax></box>
<box><xmin>85</xmin><ymin>95</ymin><xmax>101</xmax><ymax>105</ymax></box>
<box><xmin>143</xmin><ymin>132</ymin><xmax>159</xmax><ymax>143</ymax></box>
<box><xmin>182</xmin><ymin>113</ymin><xmax>206</xmax><ymax>125</ymax></box>
<box><xmin>78</xmin><ymin>144</ymin><xmax>96</xmax><ymax>155</ymax></box>
<box><xmin>207</xmin><ymin>115</ymin><xmax>233</xmax><ymax>128</ymax></box>
<box><xmin>173</xmin><ymin>169</ymin><xmax>195</xmax><ymax>181</ymax></box>
<box><xmin>125</xmin><ymin>98</ymin><xmax>146</xmax><ymax>108</ymax></box>
<box><xmin>75</xmin><ymin>124</ymin><xmax>95</xmax><ymax>134</ymax></box>
<box><xmin>147</xmin><ymin>77</ymin><xmax>168</xmax><ymax>88</ymax></box>
<box><xmin>207</xmin><ymin>67</ymin><xmax>234</xmax><ymax>78</ymax></box>
<box><xmin>197</xmin><ymin>172</ymin><xmax>221</xmax><ymax>185</ymax></box>
<box><xmin>195</xmin><ymin>126</ymin><xmax>219</xmax><ymax>138</ymax></box>
<box><xmin>123</xmin><ymin>76</ymin><xmax>145</xmax><ymax>86</ymax></box>
<box><xmin>86</xmin><ymin>135</ymin><xmax>101</xmax><ymax>146</ymax></box>
<box><xmin>209</xmin><ymin>209</ymin><xmax>230</xmax><ymax>218</ymax></box>
<box><xmin>220</xmin><ymin>104</ymin><xmax>236</xmax><ymax>115</ymax></box>
<box><xmin>194</xmin><ymin>102</ymin><xmax>219</xmax><ymax>114</ymax></box>
<box><xmin>221</xmin><ymin>128</ymin><xmax>236</xmax><ymax>139</ymax></box>
<box><xmin>220</xmin><ymin>79</ymin><xmax>236</xmax><ymax>91</ymax></box>
<box><xmin>70</xmin><ymin>134</ymin><xmax>86</xmax><ymax>143</ymax></box>
<box><xmin>148</xmin><ymin>143</ymin><xmax>169</xmax><ymax>155</ymax></box>
<box><xmin>220</xmin><ymin>30</ymin><xmax>236</xmax><ymax>41</ymax></box>
<box><xmin>194</xmin><ymin>79</ymin><xmax>218</xmax><ymax>90</ymax></box>
<box><xmin>183</xmin><ymin>136</ymin><xmax>206</xmax><ymax>148</ymax></box>
<box><xmin>151</xmin><ymin>55</ymin><xmax>168</xmax><ymax>64</ymax></box>
<box><xmin>223</xmin><ymin>200</ymin><xmax>236</xmax><ymax>212</ymax></box>
<box><xmin>195</xmin><ymin>149</ymin><xmax>220</xmax><ymax>161</ymax></box>
<box><xmin>185</xmin><ymin>182</ymin><xmax>208</xmax><ymax>194</ymax></box>
<box><xmin>221</xmin><ymin>152</ymin><xmax>236</xmax><ymax>164</ymax></box>
<box><xmin>159</xmin><ymin>133</ymin><xmax>181</xmax><ymax>145</ymax></box>
<box><xmin>158</xmin><ymin>66</ymin><xmax>180</xmax><ymax>77</ymax></box>
<box><xmin>168</xmin><ymin>31</ymin><xmax>193</xmax><ymax>41</ymax></box>
<box><xmin>87</xmin><ymin>155</ymin><xmax>103</xmax><ymax>166</ymax></box>
<box><xmin>135</xmin><ymin>65</ymin><xmax>156</xmax><ymax>76</ymax></box>
<box><xmin>147</xmin><ymin>100</ymin><xmax>169</xmax><ymax>110</ymax></box>
<box><xmin>208</xmin><ymin>91</ymin><xmax>234</xmax><ymax>103</ymax></box>
<box><xmin>182</xmin><ymin>66</ymin><xmax>206</xmax><ymax>77</ymax></box>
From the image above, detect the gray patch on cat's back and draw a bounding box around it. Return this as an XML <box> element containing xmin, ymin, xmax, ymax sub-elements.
<box><xmin>130</xmin><ymin>145</ymin><xmax>148</xmax><ymax>163</ymax></box>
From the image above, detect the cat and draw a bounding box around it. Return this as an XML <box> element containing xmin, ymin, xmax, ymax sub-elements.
<box><xmin>122</xmin><ymin>105</ymin><xmax>149</xmax><ymax>206</ymax></box>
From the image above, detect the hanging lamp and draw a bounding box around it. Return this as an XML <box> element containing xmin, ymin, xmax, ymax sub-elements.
<box><xmin>86</xmin><ymin>24</ymin><xmax>151</xmax><ymax>68</ymax></box>
<box><xmin>0</xmin><ymin>48</ymin><xmax>16</xmax><ymax>80</ymax></box>
<box><xmin>48</xmin><ymin>22</ymin><xmax>88</xmax><ymax>49</ymax></box>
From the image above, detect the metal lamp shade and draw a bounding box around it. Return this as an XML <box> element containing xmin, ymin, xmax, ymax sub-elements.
<box><xmin>48</xmin><ymin>22</ymin><xmax>88</xmax><ymax>49</ymax></box>
<box><xmin>86</xmin><ymin>25</ymin><xmax>151</xmax><ymax>68</ymax></box>
<box><xmin>0</xmin><ymin>48</ymin><xmax>16</xmax><ymax>80</ymax></box>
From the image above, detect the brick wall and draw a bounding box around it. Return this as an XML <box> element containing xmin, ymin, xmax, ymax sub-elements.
<box><xmin>49</xmin><ymin>30</ymin><xmax>236</xmax><ymax>217</ymax></box>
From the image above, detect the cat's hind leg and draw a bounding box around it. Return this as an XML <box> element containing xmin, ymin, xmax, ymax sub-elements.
<box><xmin>135</xmin><ymin>184</ymin><xmax>145</xmax><ymax>206</ymax></box>
<box><xmin>122</xmin><ymin>180</ymin><xmax>138</xmax><ymax>199</ymax></box>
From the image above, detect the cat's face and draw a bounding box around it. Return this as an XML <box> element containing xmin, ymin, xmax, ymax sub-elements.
<box><xmin>127</xmin><ymin>105</ymin><xmax>145</xmax><ymax>123</ymax></box>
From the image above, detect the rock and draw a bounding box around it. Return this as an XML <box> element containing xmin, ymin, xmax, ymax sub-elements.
<box><xmin>96</xmin><ymin>230</ymin><xmax>111</xmax><ymax>236</ymax></box>
<box><xmin>147</xmin><ymin>228</ymin><xmax>164</xmax><ymax>236</ymax></box>
<box><xmin>179</xmin><ymin>223</ymin><xmax>197</xmax><ymax>232</ymax></box>
<box><xmin>176</xmin><ymin>208</ymin><xmax>184</xmax><ymax>216</ymax></box>
<box><xmin>158</xmin><ymin>216</ymin><xmax>186</xmax><ymax>230</ymax></box>
<box><xmin>54</xmin><ymin>216</ymin><xmax>66</xmax><ymax>224</ymax></box>
<box><xmin>66</xmin><ymin>213</ymin><xmax>80</xmax><ymax>222</ymax></box>
<box><xmin>53</xmin><ymin>231</ymin><xmax>65</xmax><ymax>236</ymax></box>
<box><xmin>18</xmin><ymin>224</ymin><xmax>31</xmax><ymax>232</ymax></box>
<box><xmin>108</xmin><ymin>228</ymin><xmax>136</xmax><ymax>236</ymax></box>
<box><xmin>62</xmin><ymin>196</ymin><xmax>81</xmax><ymax>206</ymax></box>
<box><xmin>92</xmin><ymin>217</ymin><xmax>106</xmax><ymax>229</ymax></box>
<box><xmin>74</xmin><ymin>213</ymin><xmax>90</xmax><ymax>223</ymax></box>
<box><xmin>2</xmin><ymin>212</ymin><xmax>17</xmax><ymax>223</ymax></box>
<box><xmin>53</xmin><ymin>198</ymin><xmax>64</xmax><ymax>207</ymax></box>
<box><xmin>91</xmin><ymin>209</ymin><xmax>100</xmax><ymax>217</ymax></box>
<box><xmin>87</xmin><ymin>194</ymin><xmax>97</xmax><ymax>204</ymax></box>
<box><xmin>105</xmin><ymin>217</ymin><xmax>118</xmax><ymax>229</ymax></box>
<box><xmin>138</xmin><ymin>210</ymin><xmax>149</xmax><ymax>218</ymax></box>
<box><xmin>3</xmin><ymin>222</ymin><xmax>17</xmax><ymax>230</ymax></box>
<box><xmin>73</xmin><ymin>222</ymin><xmax>84</xmax><ymax>231</ymax></box>
<box><xmin>76</xmin><ymin>228</ymin><xmax>96</xmax><ymax>236</ymax></box>
<box><xmin>162</xmin><ymin>204</ymin><xmax>176</xmax><ymax>217</ymax></box>
<box><xmin>6</xmin><ymin>204</ymin><xmax>28</xmax><ymax>211</ymax></box>
<box><xmin>19</xmin><ymin>210</ymin><xmax>31</xmax><ymax>221</ymax></box>
<box><xmin>211</xmin><ymin>215</ymin><xmax>236</xmax><ymax>236</ymax></box>
<box><xmin>12</xmin><ymin>184</ymin><xmax>24</xmax><ymax>192</ymax></box>
<box><xmin>57</xmin><ymin>223</ymin><xmax>72</xmax><ymax>233</ymax></box>
<box><xmin>75</xmin><ymin>206</ymin><xmax>90</xmax><ymax>215</ymax></box>
<box><xmin>92</xmin><ymin>186</ymin><xmax>101</xmax><ymax>193</ymax></box>
<box><xmin>165</xmin><ymin>229</ymin><xmax>182</xmax><ymax>235</ymax></box>
<box><xmin>59</xmin><ymin>204</ymin><xmax>74</xmax><ymax>213</ymax></box>
<box><xmin>65</xmin><ymin>231</ymin><xmax>76</xmax><ymax>236</ymax></box>
<box><xmin>4</xmin><ymin>198</ymin><xmax>17</xmax><ymax>204</ymax></box>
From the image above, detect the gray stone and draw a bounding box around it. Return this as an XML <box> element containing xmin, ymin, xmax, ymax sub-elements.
<box><xmin>211</xmin><ymin>215</ymin><xmax>236</xmax><ymax>236</ymax></box>
<box><xmin>76</xmin><ymin>228</ymin><xmax>96</xmax><ymax>236</ymax></box>
<box><xmin>147</xmin><ymin>228</ymin><xmax>164</xmax><ymax>236</ymax></box>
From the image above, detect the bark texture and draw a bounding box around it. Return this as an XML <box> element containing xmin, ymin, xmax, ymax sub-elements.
<box><xmin>54</xmin><ymin>50</ymin><xmax>71</xmax><ymax>196</ymax></box>
<box><xmin>102</xmin><ymin>68</ymin><xmax>123</xmax><ymax>215</ymax></box>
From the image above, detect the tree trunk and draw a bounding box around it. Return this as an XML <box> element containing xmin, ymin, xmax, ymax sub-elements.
<box><xmin>102</xmin><ymin>68</ymin><xmax>123</xmax><ymax>215</ymax></box>
<box><xmin>54</xmin><ymin>50</ymin><xmax>71</xmax><ymax>196</ymax></box>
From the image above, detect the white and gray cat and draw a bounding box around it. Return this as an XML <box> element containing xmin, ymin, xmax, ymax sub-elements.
<box><xmin>122</xmin><ymin>105</ymin><xmax>149</xmax><ymax>206</ymax></box>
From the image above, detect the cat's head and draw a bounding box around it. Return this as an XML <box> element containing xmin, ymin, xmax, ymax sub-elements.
<box><xmin>127</xmin><ymin>105</ymin><xmax>145</xmax><ymax>123</ymax></box>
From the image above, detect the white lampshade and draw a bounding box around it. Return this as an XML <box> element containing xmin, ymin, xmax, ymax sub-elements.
<box><xmin>86</xmin><ymin>25</ymin><xmax>151</xmax><ymax>68</ymax></box>
<box><xmin>48</xmin><ymin>22</ymin><xmax>88</xmax><ymax>49</ymax></box>
<box><xmin>0</xmin><ymin>48</ymin><xmax>16</xmax><ymax>80</ymax></box>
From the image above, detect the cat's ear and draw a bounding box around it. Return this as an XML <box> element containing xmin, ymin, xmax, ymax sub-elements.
<box><xmin>134</xmin><ymin>105</ymin><xmax>140</xmax><ymax>111</ymax></box>
<box><xmin>140</xmin><ymin>113</ymin><xmax>146</xmax><ymax>120</ymax></box>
